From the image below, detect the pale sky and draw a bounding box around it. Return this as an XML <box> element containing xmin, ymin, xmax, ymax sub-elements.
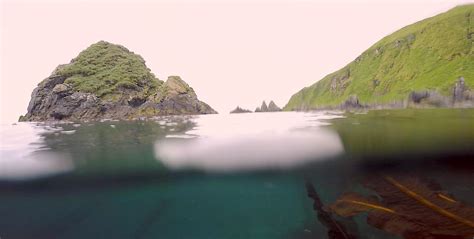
<box><xmin>0</xmin><ymin>0</ymin><xmax>471</xmax><ymax>123</ymax></box>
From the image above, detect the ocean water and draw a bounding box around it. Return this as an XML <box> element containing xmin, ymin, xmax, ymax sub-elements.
<box><xmin>0</xmin><ymin>109</ymin><xmax>473</xmax><ymax>239</ymax></box>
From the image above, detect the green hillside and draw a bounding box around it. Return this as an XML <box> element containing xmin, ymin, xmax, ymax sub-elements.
<box><xmin>285</xmin><ymin>5</ymin><xmax>474</xmax><ymax>110</ymax></box>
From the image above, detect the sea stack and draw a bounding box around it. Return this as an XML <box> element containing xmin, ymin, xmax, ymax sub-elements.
<box><xmin>255</xmin><ymin>100</ymin><xmax>281</xmax><ymax>112</ymax></box>
<box><xmin>267</xmin><ymin>100</ymin><xmax>282</xmax><ymax>112</ymax></box>
<box><xmin>230</xmin><ymin>106</ymin><xmax>252</xmax><ymax>114</ymax></box>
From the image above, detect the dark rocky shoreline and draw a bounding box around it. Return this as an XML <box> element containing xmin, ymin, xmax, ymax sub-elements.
<box><xmin>287</xmin><ymin>77</ymin><xmax>474</xmax><ymax>111</ymax></box>
<box><xmin>20</xmin><ymin>74</ymin><xmax>216</xmax><ymax>122</ymax></box>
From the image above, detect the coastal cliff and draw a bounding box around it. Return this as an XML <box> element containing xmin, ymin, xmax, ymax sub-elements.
<box><xmin>285</xmin><ymin>5</ymin><xmax>474</xmax><ymax>110</ymax></box>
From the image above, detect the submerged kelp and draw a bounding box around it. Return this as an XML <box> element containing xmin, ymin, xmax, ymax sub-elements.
<box><xmin>2</xmin><ymin>110</ymin><xmax>474</xmax><ymax>239</ymax></box>
<box><xmin>301</xmin><ymin>109</ymin><xmax>474</xmax><ymax>239</ymax></box>
<box><xmin>305</xmin><ymin>181</ymin><xmax>359</xmax><ymax>239</ymax></box>
<box><xmin>328</xmin><ymin>175</ymin><xmax>474</xmax><ymax>239</ymax></box>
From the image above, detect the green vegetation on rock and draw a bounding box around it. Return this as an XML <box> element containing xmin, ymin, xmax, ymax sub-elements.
<box><xmin>285</xmin><ymin>5</ymin><xmax>474</xmax><ymax>110</ymax></box>
<box><xmin>57</xmin><ymin>41</ymin><xmax>161</xmax><ymax>98</ymax></box>
<box><xmin>22</xmin><ymin>41</ymin><xmax>216</xmax><ymax>121</ymax></box>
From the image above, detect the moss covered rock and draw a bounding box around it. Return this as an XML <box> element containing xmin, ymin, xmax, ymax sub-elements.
<box><xmin>21</xmin><ymin>41</ymin><xmax>216</xmax><ymax>121</ymax></box>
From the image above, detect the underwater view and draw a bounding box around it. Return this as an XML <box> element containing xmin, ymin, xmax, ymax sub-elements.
<box><xmin>1</xmin><ymin>109</ymin><xmax>474</xmax><ymax>239</ymax></box>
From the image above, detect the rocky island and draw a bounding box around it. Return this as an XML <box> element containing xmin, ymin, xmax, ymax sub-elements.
<box><xmin>20</xmin><ymin>41</ymin><xmax>216</xmax><ymax>121</ymax></box>
<box><xmin>230</xmin><ymin>106</ymin><xmax>252</xmax><ymax>114</ymax></box>
<box><xmin>255</xmin><ymin>100</ymin><xmax>282</xmax><ymax>112</ymax></box>
<box><xmin>285</xmin><ymin>5</ymin><xmax>474</xmax><ymax>110</ymax></box>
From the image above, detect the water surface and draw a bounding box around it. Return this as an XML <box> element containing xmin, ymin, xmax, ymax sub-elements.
<box><xmin>0</xmin><ymin>109</ymin><xmax>473</xmax><ymax>239</ymax></box>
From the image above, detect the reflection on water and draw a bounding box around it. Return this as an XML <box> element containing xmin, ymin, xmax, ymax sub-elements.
<box><xmin>0</xmin><ymin>109</ymin><xmax>473</xmax><ymax>239</ymax></box>
<box><xmin>155</xmin><ymin>112</ymin><xmax>344</xmax><ymax>171</ymax></box>
<box><xmin>0</xmin><ymin>123</ymin><xmax>73</xmax><ymax>179</ymax></box>
<box><xmin>331</xmin><ymin>109</ymin><xmax>474</xmax><ymax>159</ymax></box>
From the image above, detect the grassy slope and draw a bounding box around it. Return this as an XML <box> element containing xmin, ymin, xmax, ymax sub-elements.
<box><xmin>55</xmin><ymin>41</ymin><xmax>162</xmax><ymax>99</ymax></box>
<box><xmin>285</xmin><ymin>5</ymin><xmax>474</xmax><ymax>110</ymax></box>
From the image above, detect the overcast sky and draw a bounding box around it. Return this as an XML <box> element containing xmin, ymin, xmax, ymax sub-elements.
<box><xmin>0</xmin><ymin>0</ymin><xmax>471</xmax><ymax>123</ymax></box>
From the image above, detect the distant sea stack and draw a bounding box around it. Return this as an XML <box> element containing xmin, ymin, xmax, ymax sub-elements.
<box><xmin>285</xmin><ymin>5</ymin><xmax>474</xmax><ymax>110</ymax></box>
<box><xmin>268</xmin><ymin>101</ymin><xmax>282</xmax><ymax>111</ymax></box>
<box><xmin>255</xmin><ymin>100</ymin><xmax>282</xmax><ymax>112</ymax></box>
<box><xmin>256</xmin><ymin>101</ymin><xmax>268</xmax><ymax>112</ymax></box>
<box><xmin>230</xmin><ymin>106</ymin><xmax>252</xmax><ymax>114</ymax></box>
<box><xmin>20</xmin><ymin>41</ymin><xmax>216</xmax><ymax>121</ymax></box>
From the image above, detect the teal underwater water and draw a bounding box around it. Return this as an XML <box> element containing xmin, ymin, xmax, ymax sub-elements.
<box><xmin>0</xmin><ymin>109</ymin><xmax>473</xmax><ymax>239</ymax></box>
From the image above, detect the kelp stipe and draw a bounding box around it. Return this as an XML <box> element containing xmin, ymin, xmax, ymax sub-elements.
<box><xmin>305</xmin><ymin>180</ymin><xmax>359</xmax><ymax>239</ymax></box>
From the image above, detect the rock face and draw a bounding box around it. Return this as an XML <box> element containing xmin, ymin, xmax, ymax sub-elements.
<box><xmin>230</xmin><ymin>106</ymin><xmax>252</xmax><ymax>114</ymax></box>
<box><xmin>20</xmin><ymin>41</ymin><xmax>216</xmax><ymax>121</ymax></box>
<box><xmin>406</xmin><ymin>77</ymin><xmax>473</xmax><ymax>107</ymax></box>
<box><xmin>138</xmin><ymin>76</ymin><xmax>217</xmax><ymax>116</ymax></box>
<box><xmin>255</xmin><ymin>100</ymin><xmax>281</xmax><ymax>112</ymax></box>
<box><xmin>267</xmin><ymin>101</ymin><xmax>282</xmax><ymax>112</ymax></box>
<box><xmin>341</xmin><ymin>95</ymin><xmax>363</xmax><ymax>108</ymax></box>
<box><xmin>407</xmin><ymin>90</ymin><xmax>450</xmax><ymax>107</ymax></box>
<box><xmin>453</xmin><ymin>77</ymin><xmax>472</xmax><ymax>103</ymax></box>
<box><xmin>257</xmin><ymin>101</ymin><xmax>268</xmax><ymax>112</ymax></box>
